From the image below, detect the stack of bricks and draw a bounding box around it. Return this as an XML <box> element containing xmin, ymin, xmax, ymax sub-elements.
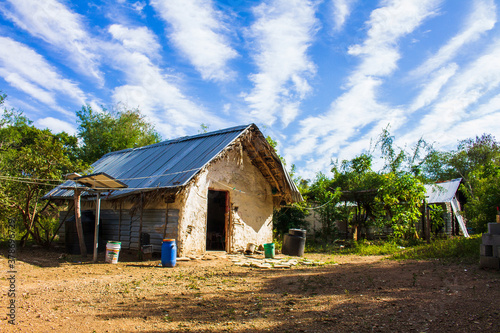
<box><xmin>480</xmin><ymin>223</ymin><xmax>500</xmax><ymax>269</ymax></box>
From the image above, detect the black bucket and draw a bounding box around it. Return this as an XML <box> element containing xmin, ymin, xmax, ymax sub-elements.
<box><xmin>286</xmin><ymin>234</ymin><xmax>306</xmax><ymax>257</ymax></box>
<box><xmin>289</xmin><ymin>228</ymin><xmax>307</xmax><ymax>238</ymax></box>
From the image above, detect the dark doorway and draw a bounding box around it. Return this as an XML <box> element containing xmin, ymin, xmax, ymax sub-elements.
<box><xmin>206</xmin><ymin>190</ymin><xmax>228</xmax><ymax>251</ymax></box>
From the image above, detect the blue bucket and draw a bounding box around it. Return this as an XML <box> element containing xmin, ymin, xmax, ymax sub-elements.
<box><xmin>161</xmin><ymin>239</ymin><xmax>177</xmax><ymax>267</ymax></box>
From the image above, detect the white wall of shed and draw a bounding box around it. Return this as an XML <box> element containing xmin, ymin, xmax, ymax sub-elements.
<box><xmin>177</xmin><ymin>146</ymin><xmax>274</xmax><ymax>256</ymax></box>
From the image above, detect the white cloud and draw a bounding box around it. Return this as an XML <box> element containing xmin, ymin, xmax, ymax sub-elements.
<box><xmin>108</xmin><ymin>24</ymin><xmax>161</xmax><ymax>58</ymax></box>
<box><xmin>331</xmin><ymin>0</ymin><xmax>356</xmax><ymax>32</ymax></box>
<box><xmin>290</xmin><ymin>0</ymin><xmax>441</xmax><ymax>176</ymax></box>
<box><xmin>36</xmin><ymin>117</ymin><xmax>77</xmax><ymax>135</ymax></box>
<box><xmin>1</xmin><ymin>0</ymin><xmax>102</xmax><ymax>83</ymax></box>
<box><xmin>150</xmin><ymin>0</ymin><xmax>237</xmax><ymax>82</ymax></box>
<box><xmin>409</xmin><ymin>63</ymin><xmax>458</xmax><ymax>112</ymax></box>
<box><xmin>244</xmin><ymin>0</ymin><xmax>318</xmax><ymax>127</ymax></box>
<box><xmin>107</xmin><ymin>25</ymin><xmax>225</xmax><ymax>138</ymax></box>
<box><xmin>411</xmin><ymin>0</ymin><xmax>497</xmax><ymax>78</ymax></box>
<box><xmin>0</xmin><ymin>37</ymin><xmax>86</xmax><ymax>117</ymax></box>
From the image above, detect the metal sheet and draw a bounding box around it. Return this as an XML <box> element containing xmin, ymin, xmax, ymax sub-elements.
<box><xmin>424</xmin><ymin>178</ymin><xmax>462</xmax><ymax>204</ymax></box>
<box><xmin>43</xmin><ymin>125</ymin><xmax>251</xmax><ymax>200</ymax></box>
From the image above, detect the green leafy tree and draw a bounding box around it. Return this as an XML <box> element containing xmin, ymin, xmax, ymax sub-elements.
<box><xmin>77</xmin><ymin>105</ymin><xmax>161</xmax><ymax>164</ymax></box>
<box><xmin>0</xmin><ymin>97</ymin><xmax>87</xmax><ymax>245</ymax></box>
<box><xmin>373</xmin><ymin>173</ymin><xmax>426</xmax><ymax>239</ymax></box>
<box><xmin>422</xmin><ymin>134</ymin><xmax>500</xmax><ymax>232</ymax></box>
<box><xmin>307</xmin><ymin>172</ymin><xmax>341</xmax><ymax>243</ymax></box>
<box><xmin>330</xmin><ymin>154</ymin><xmax>384</xmax><ymax>240</ymax></box>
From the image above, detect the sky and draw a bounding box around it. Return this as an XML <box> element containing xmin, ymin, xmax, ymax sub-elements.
<box><xmin>0</xmin><ymin>0</ymin><xmax>500</xmax><ymax>180</ymax></box>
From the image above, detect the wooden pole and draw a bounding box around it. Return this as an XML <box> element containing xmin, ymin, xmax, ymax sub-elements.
<box><xmin>422</xmin><ymin>200</ymin><xmax>426</xmax><ymax>240</ymax></box>
<box><xmin>163</xmin><ymin>203</ymin><xmax>169</xmax><ymax>239</ymax></box>
<box><xmin>92</xmin><ymin>192</ymin><xmax>101</xmax><ymax>263</ymax></box>
<box><xmin>118</xmin><ymin>201</ymin><xmax>122</xmax><ymax>242</ymax></box>
<box><xmin>426</xmin><ymin>205</ymin><xmax>431</xmax><ymax>244</ymax></box>
<box><xmin>74</xmin><ymin>189</ymin><xmax>87</xmax><ymax>258</ymax></box>
<box><xmin>138</xmin><ymin>193</ymin><xmax>144</xmax><ymax>259</ymax></box>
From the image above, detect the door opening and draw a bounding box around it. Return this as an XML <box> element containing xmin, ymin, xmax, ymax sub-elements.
<box><xmin>206</xmin><ymin>190</ymin><xmax>228</xmax><ymax>251</ymax></box>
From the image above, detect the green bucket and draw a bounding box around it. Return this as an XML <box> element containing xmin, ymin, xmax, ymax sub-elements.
<box><xmin>263</xmin><ymin>243</ymin><xmax>275</xmax><ymax>258</ymax></box>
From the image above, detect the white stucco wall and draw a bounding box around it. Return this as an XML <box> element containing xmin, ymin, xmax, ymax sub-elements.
<box><xmin>177</xmin><ymin>145</ymin><xmax>274</xmax><ymax>256</ymax></box>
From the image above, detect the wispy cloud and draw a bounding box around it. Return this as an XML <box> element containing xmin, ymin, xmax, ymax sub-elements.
<box><xmin>0</xmin><ymin>37</ymin><xmax>85</xmax><ymax>117</ymax></box>
<box><xmin>243</xmin><ymin>0</ymin><xmax>319</xmax><ymax>127</ymax></box>
<box><xmin>403</xmin><ymin>39</ymin><xmax>500</xmax><ymax>145</ymax></box>
<box><xmin>1</xmin><ymin>0</ymin><xmax>103</xmax><ymax>84</ymax></box>
<box><xmin>331</xmin><ymin>0</ymin><xmax>356</xmax><ymax>32</ymax></box>
<box><xmin>150</xmin><ymin>0</ymin><xmax>237</xmax><ymax>82</ymax></box>
<box><xmin>411</xmin><ymin>0</ymin><xmax>497</xmax><ymax>78</ymax></box>
<box><xmin>408</xmin><ymin>63</ymin><xmax>458</xmax><ymax>112</ymax></box>
<box><xmin>107</xmin><ymin>24</ymin><xmax>225</xmax><ymax>138</ymax></box>
<box><xmin>289</xmin><ymin>0</ymin><xmax>441</xmax><ymax>175</ymax></box>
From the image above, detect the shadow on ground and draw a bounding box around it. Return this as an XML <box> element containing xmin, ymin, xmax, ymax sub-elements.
<box><xmin>95</xmin><ymin>259</ymin><xmax>500</xmax><ymax>332</ymax></box>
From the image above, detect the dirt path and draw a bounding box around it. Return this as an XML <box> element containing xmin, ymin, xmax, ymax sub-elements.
<box><xmin>1</xmin><ymin>248</ymin><xmax>499</xmax><ymax>332</ymax></box>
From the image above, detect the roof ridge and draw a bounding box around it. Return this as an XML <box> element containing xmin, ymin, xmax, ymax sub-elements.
<box><xmin>100</xmin><ymin>124</ymin><xmax>253</xmax><ymax>158</ymax></box>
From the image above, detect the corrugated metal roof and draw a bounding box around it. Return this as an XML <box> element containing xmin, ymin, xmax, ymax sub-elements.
<box><xmin>44</xmin><ymin>124</ymin><xmax>251</xmax><ymax>200</ymax></box>
<box><xmin>424</xmin><ymin>178</ymin><xmax>462</xmax><ymax>204</ymax></box>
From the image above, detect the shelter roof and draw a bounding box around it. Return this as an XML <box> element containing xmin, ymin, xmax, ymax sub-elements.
<box><xmin>424</xmin><ymin>178</ymin><xmax>462</xmax><ymax>204</ymax></box>
<box><xmin>43</xmin><ymin>124</ymin><xmax>302</xmax><ymax>204</ymax></box>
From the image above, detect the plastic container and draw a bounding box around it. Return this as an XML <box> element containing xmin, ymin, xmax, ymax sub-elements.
<box><xmin>246</xmin><ymin>243</ymin><xmax>256</xmax><ymax>253</ymax></box>
<box><xmin>282</xmin><ymin>234</ymin><xmax>291</xmax><ymax>255</ymax></box>
<box><xmin>286</xmin><ymin>234</ymin><xmax>306</xmax><ymax>257</ymax></box>
<box><xmin>161</xmin><ymin>239</ymin><xmax>177</xmax><ymax>267</ymax></box>
<box><xmin>105</xmin><ymin>241</ymin><xmax>121</xmax><ymax>264</ymax></box>
<box><xmin>263</xmin><ymin>243</ymin><xmax>275</xmax><ymax>258</ymax></box>
<box><xmin>289</xmin><ymin>228</ymin><xmax>307</xmax><ymax>238</ymax></box>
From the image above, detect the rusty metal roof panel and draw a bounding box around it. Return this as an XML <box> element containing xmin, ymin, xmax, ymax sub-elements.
<box><xmin>43</xmin><ymin>125</ymin><xmax>251</xmax><ymax>200</ymax></box>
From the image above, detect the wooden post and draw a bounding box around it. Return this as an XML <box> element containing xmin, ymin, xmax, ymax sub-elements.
<box><xmin>426</xmin><ymin>205</ymin><xmax>431</xmax><ymax>244</ymax></box>
<box><xmin>422</xmin><ymin>200</ymin><xmax>426</xmax><ymax>240</ymax></box>
<box><xmin>118</xmin><ymin>202</ymin><xmax>122</xmax><ymax>242</ymax></box>
<box><xmin>163</xmin><ymin>203</ymin><xmax>169</xmax><ymax>239</ymax></box>
<box><xmin>74</xmin><ymin>189</ymin><xmax>87</xmax><ymax>258</ymax></box>
<box><xmin>138</xmin><ymin>193</ymin><xmax>144</xmax><ymax>259</ymax></box>
<box><xmin>92</xmin><ymin>191</ymin><xmax>101</xmax><ymax>263</ymax></box>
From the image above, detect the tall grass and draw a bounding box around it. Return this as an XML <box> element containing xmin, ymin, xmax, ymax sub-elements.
<box><xmin>391</xmin><ymin>235</ymin><xmax>482</xmax><ymax>264</ymax></box>
<box><xmin>305</xmin><ymin>236</ymin><xmax>482</xmax><ymax>264</ymax></box>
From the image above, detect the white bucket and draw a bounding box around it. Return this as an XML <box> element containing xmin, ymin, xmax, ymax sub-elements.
<box><xmin>246</xmin><ymin>243</ymin><xmax>256</xmax><ymax>253</ymax></box>
<box><xmin>105</xmin><ymin>241</ymin><xmax>121</xmax><ymax>264</ymax></box>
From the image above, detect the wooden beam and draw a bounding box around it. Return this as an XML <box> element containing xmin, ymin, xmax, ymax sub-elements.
<box><xmin>138</xmin><ymin>193</ymin><xmax>144</xmax><ymax>259</ymax></box>
<box><xmin>73</xmin><ymin>189</ymin><xmax>87</xmax><ymax>258</ymax></box>
<box><xmin>246</xmin><ymin>140</ymin><xmax>281</xmax><ymax>193</ymax></box>
<box><xmin>92</xmin><ymin>192</ymin><xmax>101</xmax><ymax>263</ymax></box>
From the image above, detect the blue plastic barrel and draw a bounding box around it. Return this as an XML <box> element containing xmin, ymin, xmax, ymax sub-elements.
<box><xmin>161</xmin><ymin>239</ymin><xmax>177</xmax><ymax>267</ymax></box>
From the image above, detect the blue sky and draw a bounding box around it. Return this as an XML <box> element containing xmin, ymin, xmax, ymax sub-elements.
<box><xmin>1</xmin><ymin>0</ymin><xmax>499</xmax><ymax>179</ymax></box>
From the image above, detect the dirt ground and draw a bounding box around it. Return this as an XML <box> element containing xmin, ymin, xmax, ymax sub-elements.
<box><xmin>1</xmin><ymin>247</ymin><xmax>499</xmax><ymax>333</ymax></box>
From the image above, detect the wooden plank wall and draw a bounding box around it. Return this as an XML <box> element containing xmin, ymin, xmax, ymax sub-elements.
<box><xmin>59</xmin><ymin>209</ymin><xmax>179</xmax><ymax>253</ymax></box>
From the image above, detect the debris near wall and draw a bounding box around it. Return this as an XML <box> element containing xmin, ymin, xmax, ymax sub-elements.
<box><xmin>228</xmin><ymin>254</ymin><xmax>325</xmax><ymax>269</ymax></box>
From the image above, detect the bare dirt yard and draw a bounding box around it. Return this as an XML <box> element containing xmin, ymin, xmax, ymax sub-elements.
<box><xmin>1</xmin><ymin>247</ymin><xmax>499</xmax><ymax>333</ymax></box>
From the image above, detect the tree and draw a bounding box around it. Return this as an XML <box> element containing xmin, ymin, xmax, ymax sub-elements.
<box><xmin>373</xmin><ymin>173</ymin><xmax>426</xmax><ymax>239</ymax></box>
<box><xmin>307</xmin><ymin>172</ymin><xmax>341</xmax><ymax>243</ymax></box>
<box><xmin>422</xmin><ymin>134</ymin><xmax>500</xmax><ymax>232</ymax></box>
<box><xmin>77</xmin><ymin>105</ymin><xmax>162</xmax><ymax>164</ymax></box>
<box><xmin>330</xmin><ymin>153</ymin><xmax>384</xmax><ymax>240</ymax></box>
<box><xmin>0</xmin><ymin>97</ymin><xmax>87</xmax><ymax>245</ymax></box>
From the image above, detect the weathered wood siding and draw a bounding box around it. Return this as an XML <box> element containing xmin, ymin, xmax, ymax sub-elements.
<box><xmin>58</xmin><ymin>208</ymin><xmax>179</xmax><ymax>253</ymax></box>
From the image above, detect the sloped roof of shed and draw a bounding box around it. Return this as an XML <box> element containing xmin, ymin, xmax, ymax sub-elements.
<box><xmin>43</xmin><ymin>124</ymin><xmax>302</xmax><ymax>203</ymax></box>
<box><xmin>424</xmin><ymin>178</ymin><xmax>462</xmax><ymax>204</ymax></box>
